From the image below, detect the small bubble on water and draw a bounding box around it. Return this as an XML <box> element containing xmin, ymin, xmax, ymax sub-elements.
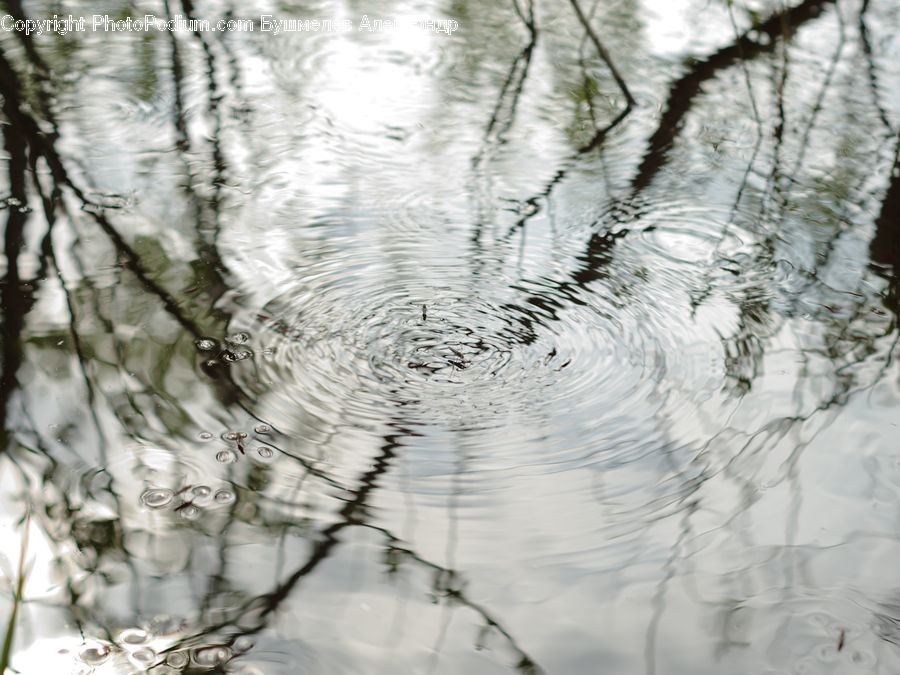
<box><xmin>256</xmin><ymin>446</ymin><xmax>274</xmax><ymax>460</ymax></box>
<box><xmin>214</xmin><ymin>489</ymin><xmax>236</xmax><ymax>505</ymax></box>
<box><xmin>227</xmin><ymin>331</ymin><xmax>250</xmax><ymax>344</ymax></box>
<box><xmin>192</xmin><ymin>645</ymin><xmax>232</xmax><ymax>667</ymax></box>
<box><xmin>233</xmin><ymin>636</ymin><xmax>254</xmax><ymax>653</ymax></box>
<box><xmin>119</xmin><ymin>628</ymin><xmax>148</xmax><ymax>645</ymax></box>
<box><xmin>197</xmin><ymin>431</ymin><xmax>214</xmax><ymax>441</ymax></box>
<box><xmin>196</xmin><ymin>338</ymin><xmax>217</xmax><ymax>351</ymax></box>
<box><xmin>216</xmin><ymin>450</ymin><xmax>237</xmax><ymax>463</ymax></box>
<box><xmin>165</xmin><ymin>651</ymin><xmax>190</xmax><ymax>668</ymax></box>
<box><xmin>254</xmin><ymin>424</ymin><xmax>271</xmax><ymax>434</ymax></box>
<box><xmin>141</xmin><ymin>489</ymin><xmax>174</xmax><ymax>509</ymax></box>
<box><xmin>79</xmin><ymin>641</ymin><xmax>112</xmax><ymax>664</ymax></box>
<box><xmin>179</xmin><ymin>504</ymin><xmax>201</xmax><ymax>520</ymax></box>
<box><xmin>192</xmin><ymin>485</ymin><xmax>211</xmax><ymax>499</ymax></box>
<box><xmin>223</xmin><ymin>430</ymin><xmax>247</xmax><ymax>441</ymax></box>
<box><xmin>132</xmin><ymin>647</ymin><xmax>156</xmax><ymax>663</ymax></box>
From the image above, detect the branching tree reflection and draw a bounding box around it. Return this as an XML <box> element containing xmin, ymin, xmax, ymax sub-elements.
<box><xmin>0</xmin><ymin>0</ymin><xmax>898</xmax><ymax>672</ymax></box>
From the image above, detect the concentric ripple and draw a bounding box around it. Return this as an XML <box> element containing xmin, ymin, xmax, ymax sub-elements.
<box><xmin>363</xmin><ymin>294</ymin><xmax>516</xmax><ymax>386</ymax></box>
<box><xmin>239</xmin><ymin>206</ymin><xmax>730</xmax><ymax>470</ymax></box>
<box><xmin>253</xmin><ymin>278</ymin><xmax>551</xmax><ymax>429</ymax></box>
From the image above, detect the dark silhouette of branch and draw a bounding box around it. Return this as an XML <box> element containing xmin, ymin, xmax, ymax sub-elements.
<box><xmin>869</xmin><ymin>146</ymin><xmax>900</xmax><ymax>317</ymax></box>
<box><xmin>470</xmin><ymin>20</ymin><xmax>538</xmax><ymax>247</ymax></box>
<box><xmin>0</xmin><ymin>98</ymin><xmax>32</xmax><ymax>447</ymax></box>
<box><xmin>503</xmin><ymin>0</ymin><xmax>833</xmax><ymax>250</ymax></box>
<box><xmin>500</xmin><ymin>104</ymin><xmax>631</xmax><ymax>243</ymax></box>
<box><xmin>0</xmin><ymin>50</ymin><xmax>206</xmax><ymax>334</ymax></box>
<box><xmin>0</xmin><ymin>44</ymin><xmax>345</xmax><ymax>489</ymax></box>
<box><xmin>371</xmin><ymin>523</ymin><xmax>545</xmax><ymax>674</ymax></box>
<box><xmin>475</xmin><ymin>40</ymin><xmax>537</xmax><ymax>165</ymax></box>
<box><xmin>0</xmin><ymin>0</ymin><xmax>50</xmax><ymax>75</ymax></box>
<box><xmin>164</xmin><ymin>0</ymin><xmax>232</xmax><ymax>309</ymax></box>
<box><xmin>499</xmin><ymin>228</ymin><xmax>627</xmax><ymax>346</ymax></box>
<box><xmin>497</xmin><ymin>0</ymin><xmax>839</xmax><ymax>348</ymax></box>
<box><xmin>859</xmin><ymin>0</ymin><xmax>897</xmax><ymax>138</ymax></box>
<box><xmin>158</xmin><ymin>419</ymin><xmax>546</xmax><ymax>673</ymax></box>
<box><xmin>631</xmin><ymin>0</ymin><xmax>834</xmax><ymax>195</ymax></box>
<box><xmin>567</xmin><ymin>0</ymin><xmax>635</xmax><ymax>106</ymax></box>
<box><xmin>783</xmin><ymin>6</ymin><xmax>845</xmax><ymax>195</ymax></box>
<box><xmin>510</xmin><ymin>0</ymin><xmax>536</xmax><ymax>36</ymax></box>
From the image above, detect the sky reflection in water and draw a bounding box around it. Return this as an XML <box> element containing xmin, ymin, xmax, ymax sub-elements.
<box><xmin>0</xmin><ymin>0</ymin><xmax>899</xmax><ymax>673</ymax></box>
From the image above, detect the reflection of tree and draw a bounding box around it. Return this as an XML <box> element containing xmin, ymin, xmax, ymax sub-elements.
<box><xmin>630</xmin><ymin>0</ymin><xmax>834</xmax><ymax>194</ymax></box>
<box><xmin>501</xmin><ymin>0</ymin><xmax>834</xmax><ymax>250</ymax></box>
<box><xmin>155</xmin><ymin>427</ymin><xmax>544</xmax><ymax>673</ymax></box>
<box><xmin>470</xmin><ymin>0</ymin><xmax>538</xmax><ymax>248</ymax></box>
<box><xmin>168</xmin><ymin>0</ymin><xmax>232</xmax><ymax>296</ymax></box>
<box><xmin>0</xmin><ymin>91</ymin><xmax>33</xmax><ymax>443</ymax></box>
<box><xmin>870</xmin><ymin>148</ymin><xmax>900</xmax><ymax>319</ymax></box>
<box><xmin>567</xmin><ymin>0</ymin><xmax>634</xmax><ymax>106</ymax></box>
<box><xmin>481</xmin><ymin>0</ymin><xmax>897</xmax><ymax>666</ymax></box>
<box><xmin>1</xmin><ymin>0</ymin><xmax>899</xmax><ymax>670</ymax></box>
<box><xmin>0</xmin><ymin>10</ymin><xmax>547</xmax><ymax>669</ymax></box>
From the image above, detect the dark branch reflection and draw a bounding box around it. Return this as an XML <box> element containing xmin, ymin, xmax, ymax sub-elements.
<box><xmin>1</xmin><ymin>0</ymin><xmax>899</xmax><ymax>672</ymax></box>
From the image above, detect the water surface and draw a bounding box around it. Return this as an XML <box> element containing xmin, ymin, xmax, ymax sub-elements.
<box><xmin>1</xmin><ymin>0</ymin><xmax>899</xmax><ymax>673</ymax></box>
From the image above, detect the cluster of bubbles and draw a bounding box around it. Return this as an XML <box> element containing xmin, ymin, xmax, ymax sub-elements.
<box><xmin>139</xmin><ymin>424</ymin><xmax>279</xmax><ymax>516</ymax></box>
<box><xmin>215</xmin><ymin>425</ymin><xmax>278</xmax><ymax>464</ymax></box>
<box><xmin>0</xmin><ymin>195</ymin><xmax>31</xmax><ymax>213</ymax></box>
<box><xmin>195</xmin><ymin>332</ymin><xmax>263</xmax><ymax>371</ymax></box>
<box><xmin>71</xmin><ymin>627</ymin><xmax>251</xmax><ymax>673</ymax></box>
<box><xmin>140</xmin><ymin>483</ymin><xmax>237</xmax><ymax>519</ymax></box>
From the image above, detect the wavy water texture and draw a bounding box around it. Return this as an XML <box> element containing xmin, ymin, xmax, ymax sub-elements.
<box><xmin>0</xmin><ymin>0</ymin><xmax>899</xmax><ymax>673</ymax></box>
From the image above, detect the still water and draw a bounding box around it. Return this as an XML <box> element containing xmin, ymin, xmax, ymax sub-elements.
<box><xmin>1</xmin><ymin>0</ymin><xmax>898</xmax><ymax>672</ymax></box>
